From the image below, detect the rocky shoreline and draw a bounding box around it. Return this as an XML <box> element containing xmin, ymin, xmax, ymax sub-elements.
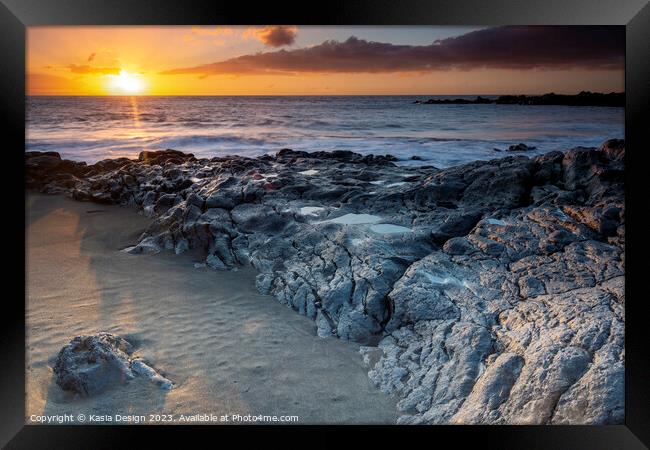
<box><xmin>26</xmin><ymin>139</ymin><xmax>625</xmax><ymax>424</ymax></box>
<box><xmin>413</xmin><ymin>91</ymin><xmax>624</xmax><ymax>107</ymax></box>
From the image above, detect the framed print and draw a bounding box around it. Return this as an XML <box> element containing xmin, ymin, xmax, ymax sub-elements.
<box><xmin>2</xmin><ymin>0</ymin><xmax>649</xmax><ymax>447</ymax></box>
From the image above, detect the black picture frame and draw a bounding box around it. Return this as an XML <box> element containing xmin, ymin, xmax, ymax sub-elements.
<box><xmin>3</xmin><ymin>0</ymin><xmax>649</xmax><ymax>447</ymax></box>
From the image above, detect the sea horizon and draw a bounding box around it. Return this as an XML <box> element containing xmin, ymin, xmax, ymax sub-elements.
<box><xmin>25</xmin><ymin>92</ymin><xmax>623</xmax><ymax>98</ymax></box>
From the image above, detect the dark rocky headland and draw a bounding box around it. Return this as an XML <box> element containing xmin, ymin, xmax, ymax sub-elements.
<box><xmin>414</xmin><ymin>91</ymin><xmax>624</xmax><ymax>107</ymax></box>
<box><xmin>26</xmin><ymin>139</ymin><xmax>625</xmax><ymax>424</ymax></box>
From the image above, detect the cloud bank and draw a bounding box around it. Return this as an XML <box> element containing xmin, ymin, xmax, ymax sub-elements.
<box><xmin>162</xmin><ymin>26</ymin><xmax>624</xmax><ymax>77</ymax></box>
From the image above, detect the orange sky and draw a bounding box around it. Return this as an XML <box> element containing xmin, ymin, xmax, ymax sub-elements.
<box><xmin>27</xmin><ymin>26</ymin><xmax>625</xmax><ymax>96</ymax></box>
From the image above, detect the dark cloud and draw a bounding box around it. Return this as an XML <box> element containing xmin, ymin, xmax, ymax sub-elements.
<box><xmin>87</xmin><ymin>52</ymin><xmax>96</xmax><ymax>62</ymax></box>
<box><xmin>68</xmin><ymin>64</ymin><xmax>121</xmax><ymax>75</ymax></box>
<box><xmin>252</xmin><ymin>25</ymin><xmax>297</xmax><ymax>47</ymax></box>
<box><xmin>162</xmin><ymin>26</ymin><xmax>624</xmax><ymax>77</ymax></box>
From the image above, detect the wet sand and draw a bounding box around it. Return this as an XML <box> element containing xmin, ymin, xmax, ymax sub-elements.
<box><xmin>25</xmin><ymin>194</ymin><xmax>397</xmax><ymax>424</ymax></box>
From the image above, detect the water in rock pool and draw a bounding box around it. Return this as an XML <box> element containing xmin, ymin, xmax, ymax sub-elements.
<box><xmin>26</xmin><ymin>95</ymin><xmax>624</xmax><ymax>168</ymax></box>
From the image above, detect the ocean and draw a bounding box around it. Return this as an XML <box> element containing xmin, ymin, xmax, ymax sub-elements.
<box><xmin>26</xmin><ymin>96</ymin><xmax>625</xmax><ymax>169</ymax></box>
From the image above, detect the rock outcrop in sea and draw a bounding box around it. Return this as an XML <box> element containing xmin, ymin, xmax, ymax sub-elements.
<box><xmin>413</xmin><ymin>91</ymin><xmax>625</xmax><ymax>107</ymax></box>
<box><xmin>28</xmin><ymin>139</ymin><xmax>625</xmax><ymax>424</ymax></box>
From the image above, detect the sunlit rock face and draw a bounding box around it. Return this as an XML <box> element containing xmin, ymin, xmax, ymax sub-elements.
<box><xmin>28</xmin><ymin>139</ymin><xmax>625</xmax><ymax>424</ymax></box>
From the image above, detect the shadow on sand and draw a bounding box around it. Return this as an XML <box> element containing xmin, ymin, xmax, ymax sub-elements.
<box><xmin>27</xmin><ymin>193</ymin><xmax>397</xmax><ymax>424</ymax></box>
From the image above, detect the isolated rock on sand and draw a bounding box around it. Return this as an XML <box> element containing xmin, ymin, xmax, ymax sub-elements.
<box><xmin>30</xmin><ymin>140</ymin><xmax>624</xmax><ymax>424</ymax></box>
<box><xmin>53</xmin><ymin>333</ymin><xmax>173</xmax><ymax>396</ymax></box>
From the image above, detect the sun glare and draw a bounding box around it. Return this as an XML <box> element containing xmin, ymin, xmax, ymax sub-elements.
<box><xmin>107</xmin><ymin>70</ymin><xmax>145</xmax><ymax>94</ymax></box>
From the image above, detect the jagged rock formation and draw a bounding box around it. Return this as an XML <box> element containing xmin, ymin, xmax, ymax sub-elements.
<box><xmin>29</xmin><ymin>139</ymin><xmax>624</xmax><ymax>424</ymax></box>
<box><xmin>53</xmin><ymin>333</ymin><xmax>173</xmax><ymax>396</ymax></box>
<box><xmin>413</xmin><ymin>91</ymin><xmax>624</xmax><ymax>107</ymax></box>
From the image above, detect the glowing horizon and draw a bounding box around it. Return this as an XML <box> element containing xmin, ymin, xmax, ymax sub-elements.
<box><xmin>27</xmin><ymin>26</ymin><xmax>625</xmax><ymax>96</ymax></box>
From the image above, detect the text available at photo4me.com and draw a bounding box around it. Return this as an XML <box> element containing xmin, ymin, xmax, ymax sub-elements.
<box><xmin>28</xmin><ymin>413</ymin><xmax>301</xmax><ymax>424</ymax></box>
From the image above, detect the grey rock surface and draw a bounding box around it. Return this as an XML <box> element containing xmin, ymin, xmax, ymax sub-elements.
<box><xmin>31</xmin><ymin>138</ymin><xmax>624</xmax><ymax>423</ymax></box>
<box><xmin>53</xmin><ymin>333</ymin><xmax>173</xmax><ymax>396</ymax></box>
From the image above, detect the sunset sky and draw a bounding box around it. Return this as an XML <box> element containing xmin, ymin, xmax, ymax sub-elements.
<box><xmin>27</xmin><ymin>26</ymin><xmax>625</xmax><ymax>96</ymax></box>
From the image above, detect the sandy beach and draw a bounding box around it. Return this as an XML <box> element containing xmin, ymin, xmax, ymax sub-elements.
<box><xmin>25</xmin><ymin>193</ymin><xmax>397</xmax><ymax>424</ymax></box>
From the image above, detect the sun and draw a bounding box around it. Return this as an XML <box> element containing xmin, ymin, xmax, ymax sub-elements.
<box><xmin>107</xmin><ymin>70</ymin><xmax>145</xmax><ymax>94</ymax></box>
